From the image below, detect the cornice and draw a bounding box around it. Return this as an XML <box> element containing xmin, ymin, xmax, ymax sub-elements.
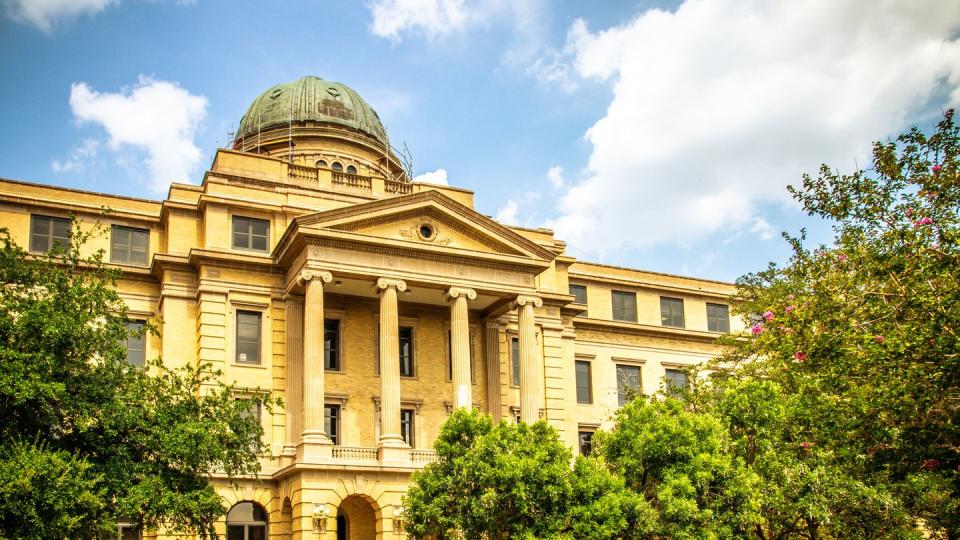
<box><xmin>572</xmin><ymin>317</ymin><xmax>725</xmax><ymax>344</ymax></box>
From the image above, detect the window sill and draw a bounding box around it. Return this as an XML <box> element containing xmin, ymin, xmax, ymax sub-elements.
<box><xmin>232</xmin><ymin>362</ymin><xmax>268</xmax><ymax>370</ymax></box>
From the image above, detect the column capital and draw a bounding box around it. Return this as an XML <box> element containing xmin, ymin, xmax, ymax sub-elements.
<box><xmin>377</xmin><ymin>277</ymin><xmax>407</xmax><ymax>292</ymax></box>
<box><xmin>447</xmin><ymin>286</ymin><xmax>477</xmax><ymax>301</ymax></box>
<box><xmin>300</xmin><ymin>269</ymin><xmax>333</xmax><ymax>284</ymax></box>
<box><xmin>514</xmin><ymin>294</ymin><xmax>543</xmax><ymax>308</ymax></box>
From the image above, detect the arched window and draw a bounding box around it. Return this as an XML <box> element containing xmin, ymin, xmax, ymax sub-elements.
<box><xmin>346</xmin><ymin>165</ymin><xmax>358</xmax><ymax>174</ymax></box>
<box><xmin>331</xmin><ymin>162</ymin><xmax>344</xmax><ymax>172</ymax></box>
<box><xmin>227</xmin><ymin>501</ymin><xmax>268</xmax><ymax>540</ymax></box>
<box><xmin>316</xmin><ymin>160</ymin><xmax>328</xmax><ymax>168</ymax></box>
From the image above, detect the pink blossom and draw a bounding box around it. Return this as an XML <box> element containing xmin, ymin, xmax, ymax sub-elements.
<box><xmin>837</xmin><ymin>253</ymin><xmax>848</xmax><ymax>262</ymax></box>
<box><xmin>751</xmin><ymin>323</ymin><xmax>763</xmax><ymax>335</ymax></box>
<box><xmin>932</xmin><ymin>164</ymin><xmax>943</xmax><ymax>173</ymax></box>
<box><xmin>785</xmin><ymin>305</ymin><xmax>796</xmax><ymax>314</ymax></box>
<box><xmin>763</xmin><ymin>310</ymin><xmax>774</xmax><ymax>321</ymax></box>
<box><xmin>784</xmin><ymin>327</ymin><xmax>793</xmax><ymax>333</ymax></box>
<box><xmin>931</xmin><ymin>242</ymin><xmax>940</xmax><ymax>250</ymax></box>
<box><xmin>874</xmin><ymin>335</ymin><xmax>884</xmax><ymax>343</ymax></box>
<box><xmin>794</xmin><ymin>351</ymin><xmax>807</xmax><ymax>362</ymax></box>
<box><xmin>906</xmin><ymin>207</ymin><xmax>914</xmax><ymax>218</ymax></box>
<box><xmin>914</xmin><ymin>217</ymin><xmax>934</xmax><ymax>227</ymax></box>
<box><xmin>799</xmin><ymin>441</ymin><xmax>815</xmax><ymax>449</ymax></box>
<box><xmin>787</xmin><ymin>294</ymin><xmax>795</xmax><ymax>301</ymax></box>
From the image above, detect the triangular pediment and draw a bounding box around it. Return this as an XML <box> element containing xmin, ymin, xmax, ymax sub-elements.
<box><xmin>291</xmin><ymin>191</ymin><xmax>556</xmax><ymax>262</ymax></box>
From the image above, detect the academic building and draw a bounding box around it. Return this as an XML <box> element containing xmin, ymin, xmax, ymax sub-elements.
<box><xmin>0</xmin><ymin>76</ymin><xmax>743</xmax><ymax>539</ymax></box>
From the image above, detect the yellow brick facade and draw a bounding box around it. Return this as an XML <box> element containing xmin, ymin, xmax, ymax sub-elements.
<box><xmin>0</xmin><ymin>77</ymin><xmax>745</xmax><ymax>540</ymax></box>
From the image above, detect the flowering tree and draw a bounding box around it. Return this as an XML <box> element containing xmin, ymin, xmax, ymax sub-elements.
<box><xmin>712</xmin><ymin>110</ymin><xmax>960</xmax><ymax>537</ymax></box>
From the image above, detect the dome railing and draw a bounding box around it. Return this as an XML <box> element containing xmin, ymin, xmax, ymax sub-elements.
<box><xmin>332</xmin><ymin>171</ymin><xmax>372</xmax><ymax>191</ymax></box>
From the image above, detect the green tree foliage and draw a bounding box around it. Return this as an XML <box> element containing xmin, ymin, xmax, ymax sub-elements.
<box><xmin>708</xmin><ymin>109</ymin><xmax>960</xmax><ymax>537</ymax></box>
<box><xmin>403</xmin><ymin>410</ymin><xmax>651</xmax><ymax>539</ymax></box>
<box><xmin>0</xmin><ymin>224</ymin><xmax>278</xmax><ymax>538</ymax></box>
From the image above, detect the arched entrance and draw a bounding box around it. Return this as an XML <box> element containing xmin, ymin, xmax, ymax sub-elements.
<box><xmin>226</xmin><ymin>501</ymin><xmax>268</xmax><ymax>540</ymax></box>
<box><xmin>337</xmin><ymin>494</ymin><xmax>378</xmax><ymax>540</ymax></box>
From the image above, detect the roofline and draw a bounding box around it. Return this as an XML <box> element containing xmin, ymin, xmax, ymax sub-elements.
<box><xmin>0</xmin><ymin>177</ymin><xmax>163</xmax><ymax>205</ymax></box>
<box><xmin>570</xmin><ymin>260</ymin><xmax>737</xmax><ymax>287</ymax></box>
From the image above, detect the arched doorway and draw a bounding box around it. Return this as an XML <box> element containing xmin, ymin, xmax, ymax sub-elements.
<box><xmin>226</xmin><ymin>501</ymin><xmax>268</xmax><ymax>540</ymax></box>
<box><xmin>337</xmin><ymin>495</ymin><xmax>378</xmax><ymax>540</ymax></box>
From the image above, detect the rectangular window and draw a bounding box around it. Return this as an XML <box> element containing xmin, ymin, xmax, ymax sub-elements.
<box><xmin>399</xmin><ymin>326</ymin><xmax>414</xmax><ymax>377</ymax></box>
<box><xmin>235</xmin><ymin>310</ymin><xmax>261</xmax><ymax>364</ymax></box>
<box><xmin>238</xmin><ymin>398</ymin><xmax>262</xmax><ymax>452</ymax></box>
<box><xmin>578</xmin><ymin>431</ymin><xmax>594</xmax><ymax>456</ymax></box>
<box><xmin>29</xmin><ymin>215</ymin><xmax>71</xmax><ymax>253</ymax></box>
<box><xmin>324</xmin><ymin>404</ymin><xmax>340</xmax><ymax>445</ymax></box>
<box><xmin>400</xmin><ymin>409</ymin><xmax>415</xmax><ymax>447</ymax></box>
<box><xmin>125</xmin><ymin>320</ymin><xmax>146</xmax><ymax>368</ymax></box>
<box><xmin>660</xmin><ymin>296</ymin><xmax>685</xmax><ymax>328</ymax></box>
<box><xmin>569</xmin><ymin>284</ymin><xmax>587</xmax><ymax>304</ymax></box>
<box><xmin>706</xmin><ymin>303</ymin><xmax>730</xmax><ymax>332</ymax></box>
<box><xmin>324</xmin><ymin>319</ymin><xmax>340</xmax><ymax>371</ymax></box>
<box><xmin>616</xmin><ymin>364</ymin><xmax>642</xmax><ymax>406</ymax></box>
<box><xmin>511</xmin><ymin>337</ymin><xmax>520</xmax><ymax>386</ymax></box>
<box><xmin>231</xmin><ymin>216</ymin><xmax>269</xmax><ymax>252</ymax></box>
<box><xmin>575</xmin><ymin>360</ymin><xmax>592</xmax><ymax>404</ymax></box>
<box><xmin>110</xmin><ymin>225</ymin><xmax>149</xmax><ymax>266</ymax></box>
<box><xmin>611</xmin><ymin>290</ymin><xmax>637</xmax><ymax>322</ymax></box>
<box><xmin>665</xmin><ymin>368</ymin><xmax>689</xmax><ymax>395</ymax></box>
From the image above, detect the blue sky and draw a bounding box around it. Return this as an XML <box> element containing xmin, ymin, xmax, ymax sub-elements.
<box><xmin>1</xmin><ymin>0</ymin><xmax>958</xmax><ymax>281</ymax></box>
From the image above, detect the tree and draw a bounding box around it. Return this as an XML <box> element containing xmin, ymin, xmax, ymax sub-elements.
<box><xmin>0</xmin><ymin>223</ymin><xmax>277</xmax><ymax>538</ymax></box>
<box><xmin>403</xmin><ymin>410</ymin><xmax>651</xmax><ymax>539</ymax></box>
<box><xmin>710</xmin><ymin>109</ymin><xmax>960</xmax><ymax>537</ymax></box>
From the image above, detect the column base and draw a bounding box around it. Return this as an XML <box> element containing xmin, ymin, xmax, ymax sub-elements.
<box><xmin>297</xmin><ymin>433</ymin><xmax>334</xmax><ymax>463</ymax></box>
<box><xmin>378</xmin><ymin>436</ymin><xmax>410</xmax><ymax>466</ymax></box>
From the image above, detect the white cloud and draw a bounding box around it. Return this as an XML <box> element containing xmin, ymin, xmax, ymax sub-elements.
<box><xmin>750</xmin><ymin>217</ymin><xmax>775</xmax><ymax>241</ymax></box>
<box><xmin>495</xmin><ymin>199</ymin><xmax>519</xmax><ymax>225</ymax></box>
<box><xmin>412</xmin><ymin>168</ymin><xmax>449</xmax><ymax>185</ymax></box>
<box><xmin>369</xmin><ymin>0</ymin><xmax>469</xmax><ymax>41</ymax></box>
<box><xmin>68</xmin><ymin>75</ymin><xmax>208</xmax><ymax>192</ymax></box>
<box><xmin>51</xmin><ymin>138</ymin><xmax>99</xmax><ymax>173</ymax></box>
<box><xmin>3</xmin><ymin>0</ymin><xmax>115</xmax><ymax>32</ymax></box>
<box><xmin>546</xmin><ymin>165</ymin><xmax>565</xmax><ymax>189</ymax></box>
<box><xmin>547</xmin><ymin>0</ymin><xmax>960</xmax><ymax>255</ymax></box>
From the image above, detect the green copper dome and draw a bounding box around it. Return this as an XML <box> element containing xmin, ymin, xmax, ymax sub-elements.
<box><xmin>236</xmin><ymin>76</ymin><xmax>388</xmax><ymax>145</ymax></box>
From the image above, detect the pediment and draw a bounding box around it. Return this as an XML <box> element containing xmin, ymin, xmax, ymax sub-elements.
<box><xmin>292</xmin><ymin>191</ymin><xmax>555</xmax><ymax>262</ymax></box>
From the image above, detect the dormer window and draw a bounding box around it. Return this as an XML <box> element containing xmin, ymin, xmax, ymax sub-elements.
<box><xmin>316</xmin><ymin>160</ymin><xmax>328</xmax><ymax>168</ymax></box>
<box><xmin>346</xmin><ymin>165</ymin><xmax>358</xmax><ymax>174</ymax></box>
<box><xmin>331</xmin><ymin>162</ymin><xmax>344</xmax><ymax>172</ymax></box>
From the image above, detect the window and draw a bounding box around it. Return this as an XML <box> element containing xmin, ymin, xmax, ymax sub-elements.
<box><xmin>660</xmin><ymin>297</ymin><xmax>685</xmax><ymax>328</ymax></box>
<box><xmin>399</xmin><ymin>327</ymin><xmax>414</xmax><ymax>377</ymax></box>
<box><xmin>707</xmin><ymin>303</ymin><xmax>730</xmax><ymax>332</ymax></box>
<box><xmin>118</xmin><ymin>522</ymin><xmax>141</xmax><ymax>540</ymax></box>
<box><xmin>578</xmin><ymin>431</ymin><xmax>594</xmax><ymax>456</ymax></box>
<box><xmin>665</xmin><ymin>368</ymin><xmax>689</xmax><ymax>395</ymax></box>
<box><xmin>125</xmin><ymin>320</ymin><xmax>146</xmax><ymax>367</ymax></box>
<box><xmin>324</xmin><ymin>319</ymin><xmax>340</xmax><ymax>370</ymax></box>
<box><xmin>569</xmin><ymin>284</ymin><xmax>587</xmax><ymax>304</ymax></box>
<box><xmin>226</xmin><ymin>502</ymin><xmax>268</xmax><ymax>540</ymax></box>
<box><xmin>511</xmin><ymin>337</ymin><xmax>520</xmax><ymax>386</ymax></box>
<box><xmin>575</xmin><ymin>360</ymin><xmax>592</xmax><ymax>404</ymax></box>
<box><xmin>324</xmin><ymin>404</ymin><xmax>340</xmax><ymax>445</ymax></box>
<box><xmin>316</xmin><ymin>159</ymin><xmax>328</xmax><ymax>168</ymax></box>
<box><xmin>616</xmin><ymin>364</ymin><xmax>642</xmax><ymax>406</ymax></box>
<box><xmin>346</xmin><ymin>164</ymin><xmax>358</xmax><ymax>174</ymax></box>
<box><xmin>238</xmin><ymin>399</ymin><xmax>262</xmax><ymax>453</ymax></box>
<box><xmin>331</xmin><ymin>162</ymin><xmax>344</xmax><ymax>172</ymax></box>
<box><xmin>30</xmin><ymin>215</ymin><xmax>70</xmax><ymax>253</ymax></box>
<box><xmin>236</xmin><ymin>311</ymin><xmax>261</xmax><ymax>364</ymax></box>
<box><xmin>232</xmin><ymin>216</ymin><xmax>269</xmax><ymax>252</ymax></box>
<box><xmin>611</xmin><ymin>290</ymin><xmax>637</xmax><ymax>322</ymax></box>
<box><xmin>400</xmin><ymin>409</ymin><xmax>415</xmax><ymax>447</ymax></box>
<box><xmin>110</xmin><ymin>225</ymin><xmax>149</xmax><ymax>266</ymax></box>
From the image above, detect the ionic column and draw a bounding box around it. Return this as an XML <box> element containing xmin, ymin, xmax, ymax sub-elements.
<box><xmin>448</xmin><ymin>287</ymin><xmax>477</xmax><ymax>410</ymax></box>
<box><xmin>515</xmin><ymin>295</ymin><xmax>543</xmax><ymax>424</ymax></box>
<box><xmin>301</xmin><ymin>270</ymin><xmax>333</xmax><ymax>445</ymax></box>
<box><xmin>377</xmin><ymin>277</ymin><xmax>407</xmax><ymax>447</ymax></box>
